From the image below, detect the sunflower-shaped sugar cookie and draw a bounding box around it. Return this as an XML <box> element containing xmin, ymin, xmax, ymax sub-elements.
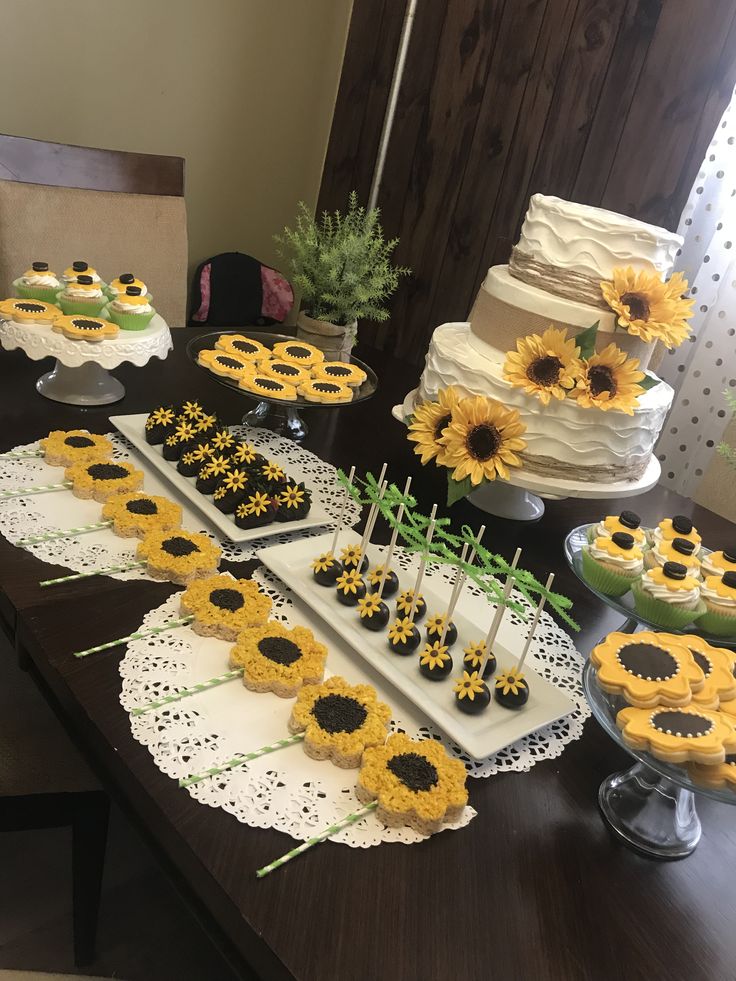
<box><xmin>0</xmin><ymin>298</ymin><xmax>61</xmax><ymax>325</ymax></box>
<box><xmin>229</xmin><ymin>622</ymin><xmax>327</xmax><ymax>697</ymax></box>
<box><xmin>590</xmin><ymin>630</ymin><xmax>705</xmax><ymax>708</ymax></box>
<box><xmin>239</xmin><ymin>373</ymin><xmax>298</xmax><ymax>401</ymax></box>
<box><xmin>214</xmin><ymin>333</ymin><xmax>268</xmax><ymax>362</ymax></box>
<box><xmin>271</xmin><ymin>339</ymin><xmax>325</xmax><ymax>367</ymax></box>
<box><xmin>65</xmin><ymin>460</ymin><xmax>143</xmax><ymax>502</ymax></box>
<box><xmin>40</xmin><ymin>430</ymin><xmax>112</xmax><ymax>468</ymax></box>
<box><xmin>180</xmin><ymin>573</ymin><xmax>272</xmax><ymax>641</ymax></box>
<box><xmin>310</xmin><ymin>361</ymin><xmax>367</xmax><ymax>388</ymax></box>
<box><xmin>54</xmin><ymin>315</ymin><xmax>118</xmax><ymax>341</ymax></box>
<box><xmin>136</xmin><ymin>530</ymin><xmax>221</xmax><ymax>585</ymax></box>
<box><xmin>688</xmin><ymin>756</ymin><xmax>736</xmax><ymax>791</ymax></box>
<box><xmin>288</xmin><ymin>676</ymin><xmax>391</xmax><ymax>767</ymax></box>
<box><xmin>198</xmin><ymin>348</ymin><xmax>253</xmax><ymax>381</ymax></box>
<box><xmin>101</xmin><ymin>492</ymin><xmax>182</xmax><ymax>539</ymax></box>
<box><xmin>298</xmin><ymin>380</ymin><xmax>353</xmax><ymax>404</ymax></box>
<box><xmin>672</xmin><ymin>634</ymin><xmax>736</xmax><ymax>709</ymax></box>
<box><xmin>356</xmin><ymin>732</ymin><xmax>468</xmax><ymax>835</ymax></box>
<box><xmin>617</xmin><ymin>705</ymin><xmax>736</xmax><ymax>765</ymax></box>
<box><xmin>258</xmin><ymin>360</ymin><xmax>311</xmax><ymax>386</ymax></box>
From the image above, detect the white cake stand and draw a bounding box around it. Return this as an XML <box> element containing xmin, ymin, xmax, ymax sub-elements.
<box><xmin>0</xmin><ymin>314</ymin><xmax>172</xmax><ymax>406</ymax></box>
<box><xmin>391</xmin><ymin>404</ymin><xmax>661</xmax><ymax>520</ymax></box>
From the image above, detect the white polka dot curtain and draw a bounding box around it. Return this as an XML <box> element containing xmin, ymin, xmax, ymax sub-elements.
<box><xmin>656</xmin><ymin>89</ymin><xmax>736</xmax><ymax>496</ymax></box>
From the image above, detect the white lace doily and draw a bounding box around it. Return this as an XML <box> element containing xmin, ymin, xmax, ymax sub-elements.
<box><xmin>0</xmin><ymin>428</ymin><xmax>361</xmax><ymax>580</ymax></box>
<box><xmin>120</xmin><ymin>589</ymin><xmax>477</xmax><ymax>847</ymax></box>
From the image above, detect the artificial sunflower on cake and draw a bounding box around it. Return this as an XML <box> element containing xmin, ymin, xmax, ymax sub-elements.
<box><xmin>406</xmin><ymin>386</ymin><xmax>462</xmax><ymax>465</ymax></box>
<box><xmin>600</xmin><ymin>266</ymin><xmax>694</xmax><ymax>348</ymax></box>
<box><xmin>439</xmin><ymin>395</ymin><xmax>527</xmax><ymax>486</ymax></box>
<box><xmin>503</xmin><ymin>326</ymin><xmax>582</xmax><ymax>405</ymax></box>
<box><xmin>570</xmin><ymin>342</ymin><xmax>646</xmax><ymax>415</ymax></box>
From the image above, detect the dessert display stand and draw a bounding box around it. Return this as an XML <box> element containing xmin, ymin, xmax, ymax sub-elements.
<box><xmin>0</xmin><ymin>314</ymin><xmax>172</xmax><ymax>406</ymax></box>
<box><xmin>391</xmin><ymin>405</ymin><xmax>661</xmax><ymax>521</ymax></box>
<box><xmin>187</xmin><ymin>331</ymin><xmax>378</xmax><ymax>443</ymax></box>
<box><xmin>583</xmin><ymin>661</ymin><xmax>735</xmax><ymax>859</ymax></box>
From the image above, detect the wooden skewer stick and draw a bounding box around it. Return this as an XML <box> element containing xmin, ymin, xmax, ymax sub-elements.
<box><xmin>329</xmin><ymin>465</ymin><xmax>356</xmax><ymax>557</ymax></box>
<box><xmin>407</xmin><ymin>504</ymin><xmax>438</xmax><ymax>622</ymax></box>
<box><xmin>376</xmin><ymin>476</ymin><xmax>411</xmax><ymax>601</ymax></box>
<box><xmin>474</xmin><ymin>547</ymin><xmax>522</xmax><ymax>680</ymax></box>
<box><xmin>358</xmin><ymin>476</ymin><xmax>387</xmax><ymax>556</ymax></box>
<box><xmin>515</xmin><ymin>572</ymin><xmax>555</xmax><ymax>674</ymax></box>
<box><xmin>438</xmin><ymin>524</ymin><xmax>486</xmax><ymax>647</ymax></box>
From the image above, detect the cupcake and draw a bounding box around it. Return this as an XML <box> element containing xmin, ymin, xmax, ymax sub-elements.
<box><xmin>699</xmin><ymin>572</ymin><xmax>736</xmax><ymax>637</ymax></box>
<box><xmin>581</xmin><ymin>532</ymin><xmax>644</xmax><ymax>596</ymax></box>
<box><xmin>107</xmin><ymin>272</ymin><xmax>150</xmax><ymax>300</ymax></box>
<box><xmin>15</xmin><ymin>261</ymin><xmax>61</xmax><ymax>302</ymax></box>
<box><xmin>58</xmin><ymin>275</ymin><xmax>107</xmax><ymax>315</ymax></box>
<box><xmin>650</xmin><ymin>515</ymin><xmax>702</xmax><ymax>555</ymax></box>
<box><xmin>644</xmin><ymin>536</ymin><xmax>702</xmax><ymax>579</ymax></box>
<box><xmin>701</xmin><ymin>548</ymin><xmax>736</xmax><ymax>579</ymax></box>
<box><xmin>632</xmin><ymin>561</ymin><xmax>705</xmax><ymax>630</ymax></box>
<box><xmin>62</xmin><ymin>260</ymin><xmax>102</xmax><ymax>285</ymax></box>
<box><xmin>588</xmin><ymin>509</ymin><xmax>646</xmax><ymax>547</ymax></box>
<box><xmin>107</xmin><ymin>286</ymin><xmax>155</xmax><ymax>331</ymax></box>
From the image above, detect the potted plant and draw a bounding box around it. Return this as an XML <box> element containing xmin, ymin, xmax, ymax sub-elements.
<box><xmin>274</xmin><ymin>191</ymin><xmax>410</xmax><ymax>360</ymax></box>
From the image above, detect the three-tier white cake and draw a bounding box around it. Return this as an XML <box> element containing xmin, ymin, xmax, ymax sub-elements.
<box><xmin>402</xmin><ymin>194</ymin><xmax>682</xmax><ymax>483</ymax></box>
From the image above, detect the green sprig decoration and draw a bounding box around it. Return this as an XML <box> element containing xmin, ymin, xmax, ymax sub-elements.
<box><xmin>339</xmin><ymin>470</ymin><xmax>579</xmax><ymax>630</ymax></box>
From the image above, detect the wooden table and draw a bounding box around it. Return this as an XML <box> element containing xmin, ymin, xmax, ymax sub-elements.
<box><xmin>2</xmin><ymin>331</ymin><xmax>736</xmax><ymax>981</ymax></box>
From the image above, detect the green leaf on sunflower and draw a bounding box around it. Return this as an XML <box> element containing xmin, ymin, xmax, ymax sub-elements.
<box><xmin>447</xmin><ymin>473</ymin><xmax>473</xmax><ymax>507</ymax></box>
<box><xmin>575</xmin><ymin>321</ymin><xmax>599</xmax><ymax>361</ymax></box>
<box><xmin>638</xmin><ymin>374</ymin><xmax>660</xmax><ymax>392</ymax></box>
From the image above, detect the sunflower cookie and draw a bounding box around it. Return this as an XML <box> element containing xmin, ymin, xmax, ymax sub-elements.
<box><xmin>238</xmin><ymin>374</ymin><xmax>298</xmax><ymax>401</ymax></box>
<box><xmin>258</xmin><ymin>360</ymin><xmax>311</xmax><ymax>386</ymax></box>
<box><xmin>356</xmin><ymin>732</ymin><xmax>468</xmax><ymax>835</ymax></box>
<box><xmin>54</xmin><ymin>315</ymin><xmax>118</xmax><ymax>341</ymax></box>
<box><xmin>616</xmin><ymin>704</ymin><xmax>736</xmax><ymax>764</ymax></box>
<box><xmin>65</xmin><ymin>460</ymin><xmax>143</xmax><ymax>502</ymax></box>
<box><xmin>40</xmin><ymin>430</ymin><xmax>112</xmax><ymax>468</ymax></box>
<box><xmin>101</xmin><ymin>492</ymin><xmax>182</xmax><ymax>539</ymax></box>
<box><xmin>271</xmin><ymin>340</ymin><xmax>325</xmax><ymax>367</ymax></box>
<box><xmin>229</xmin><ymin>622</ymin><xmax>327</xmax><ymax>697</ymax></box>
<box><xmin>214</xmin><ymin>333</ymin><xmax>268</xmax><ymax>361</ymax></box>
<box><xmin>688</xmin><ymin>756</ymin><xmax>736</xmax><ymax>791</ymax></box>
<box><xmin>288</xmin><ymin>676</ymin><xmax>392</xmax><ymax>768</ymax></box>
<box><xmin>672</xmin><ymin>634</ymin><xmax>736</xmax><ymax>708</ymax></box>
<box><xmin>198</xmin><ymin>348</ymin><xmax>253</xmax><ymax>381</ymax></box>
<box><xmin>298</xmin><ymin>380</ymin><xmax>353</xmax><ymax>404</ymax></box>
<box><xmin>180</xmin><ymin>573</ymin><xmax>272</xmax><ymax>641</ymax></box>
<box><xmin>590</xmin><ymin>630</ymin><xmax>705</xmax><ymax>708</ymax></box>
<box><xmin>136</xmin><ymin>530</ymin><xmax>221</xmax><ymax>585</ymax></box>
<box><xmin>0</xmin><ymin>298</ymin><xmax>61</xmax><ymax>325</ymax></box>
<box><xmin>311</xmin><ymin>361</ymin><xmax>367</xmax><ymax>387</ymax></box>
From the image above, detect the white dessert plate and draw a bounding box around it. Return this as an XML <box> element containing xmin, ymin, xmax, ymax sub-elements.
<box><xmin>111</xmin><ymin>413</ymin><xmax>332</xmax><ymax>544</ymax></box>
<box><xmin>259</xmin><ymin>532</ymin><xmax>576</xmax><ymax>759</ymax></box>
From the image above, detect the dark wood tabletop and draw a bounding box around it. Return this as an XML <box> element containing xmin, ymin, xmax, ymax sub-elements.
<box><xmin>2</xmin><ymin>331</ymin><xmax>736</xmax><ymax>981</ymax></box>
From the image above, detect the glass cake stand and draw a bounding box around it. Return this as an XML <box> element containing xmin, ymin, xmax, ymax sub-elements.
<box><xmin>564</xmin><ymin>524</ymin><xmax>736</xmax><ymax>647</ymax></box>
<box><xmin>187</xmin><ymin>331</ymin><xmax>378</xmax><ymax>442</ymax></box>
<box><xmin>583</xmin><ymin>660</ymin><xmax>735</xmax><ymax>859</ymax></box>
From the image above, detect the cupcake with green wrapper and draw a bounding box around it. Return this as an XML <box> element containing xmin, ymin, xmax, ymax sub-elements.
<box><xmin>106</xmin><ymin>272</ymin><xmax>152</xmax><ymax>303</ymax></box>
<box><xmin>587</xmin><ymin>509</ymin><xmax>647</xmax><ymax>548</ymax></box>
<box><xmin>107</xmin><ymin>285</ymin><xmax>155</xmax><ymax>331</ymax></box>
<box><xmin>582</xmin><ymin>531</ymin><xmax>644</xmax><ymax>596</ymax></box>
<box><xmin>14</xmin><ymin>261</ymin><xmax>61</xmax><ymax>302</ymax></box>
<box><xmin>58</xmin><ymin>274</ymin><xmax>107</xmax><ymax>316</ymax></box>
<box><xmin>698</xmin><ymin>571</ymin><xmax>736</xmax><ymax>637</ymax></box>
<box><xmin>632</xmin><ymin>561</ymin><xmax>706</xmax><ymax>629</ymax></box>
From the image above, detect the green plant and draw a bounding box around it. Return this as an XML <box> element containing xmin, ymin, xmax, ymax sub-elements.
<box><xmin>717</xmin><ymin>390</ymin><xmax>736</xmax><ymax>467</ymax></box>
<box><xmin>274</xmin><ymin>191</ymin><xmax>410</xmax><ymax>326</ymax></box>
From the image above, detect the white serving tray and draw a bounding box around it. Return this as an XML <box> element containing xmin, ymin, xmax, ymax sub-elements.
<box><xmin>259</xmin><ymin>533</ymin><xmax>575</xmax><ymax>759</ymax></box>
<box><xmin>111</xmin><ymin>413</ymin><xmax>332</xmax><ymax>544</ymax></box>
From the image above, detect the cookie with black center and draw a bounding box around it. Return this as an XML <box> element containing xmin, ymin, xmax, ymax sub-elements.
<box><xmin>230</xmin><ymin>622</ymin><xmax>327</xmax><ymax>697</ymax></box>
<box><xmin>299</xmin><ymin>379</ymin><xmax>353</xmax><ymax>403</ymax></box>
<box><xmin>238</xmin><ymin>373</ymin><xmax>298</xmax><ymax>401</ymax></box>
<box><xmin>0</xmin><ymin>298</ymin><xmax>61</xmax><ymax>325</ymax></box>
<box><xmin>259</xmin><ymin>359</ymin><xmax>311</xmax><ymax>386</ymax></box>
<box><xmin>271</xmin><ymin>339</ymin><xmax>325</xmax><ymax>367</ymax></box>
<box><xmin>137</xmin><ymin>529</ymin><xmax>221</xmax><ymax>585</ymax></box>
<box><xmin>617</xmin><ymin>704</ymin><xmax>736</xmax><ymax>764</ymax></box>
<box><xmin>55</xmin><ymin>314</ymin><xmax>118</xmax><ymax>341</ymax></box>
<box><xmin>214</xmin><ymin>333</ymin><xmax>268</xmax><ymax>362</ymax></box>
<box><xmin>198</xmin><ymin>347</ymin><xmax>253</xmax><ymax>381</ymax></box>
<box><xmin>179</xmin><ymin>573</ymin><xmax>272</xmax><ymax>641</ymax></box>
<box><xmin>40</xmin><ymin>429</ymin><xmax>113</xmax><ymax>467</ymax></box>
<box><xmin>101</xmin><ymin>492</ymin><xmax>182</xmax><ymax>539</ymax></box>
<box><xmin>65</xmin><ymin>459</ymin><xmax>143</xmax><ymax>502</ymax></box>
<box><xmin>311</xmin><ymin>361</ymin><xmax>367</xmax><ymax>388</ymax></box>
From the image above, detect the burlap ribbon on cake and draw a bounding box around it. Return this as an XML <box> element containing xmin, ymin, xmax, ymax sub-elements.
<box><xmin>509</xmin><ymin>248</ymin><xmax>610</xmax><ymax>310</ymax></box>
<box><xmin>519</xmin><ymin>451</ymin><xmax>649</xmax><ymax>483</ymax></box>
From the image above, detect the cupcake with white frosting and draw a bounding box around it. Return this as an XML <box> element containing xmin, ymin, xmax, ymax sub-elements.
<box><xmin>107</xmin><ymin>272</ymin><xmax>150</xmax><ymax>301</ymax></box>
<box><xmin>650</xmin><ymin>514</ymin><xmax>702</xmax><ymax>555</ymax></box>
<box><xmin>58</xmin><ymin>274</ymin><xmax>107</xmax><ymax>315</ymax></box>
<box><xmin>644</xmin><ymin>536</ymin><xmax>702</xmax><ymax>578</ymax></box>
<box><xmin>581</xmin><ymin>532</ymin><xmax>644</xmax><ymax>596</ymax></box>
<box><xmin>699</xmin><ymin>572</ymin><xmax>736</xmax><ymax>638</ymax></box>
<box><xmin>588</xmin><ymin>509</ymin><xmax>647</xmax><ymax>547</ymax></box>
<box><xmin>701</xmin><ymin>548</ymin><xmax>736</xmax><ymax>579</ymax></box>
<box><xmin>632</xmin><ymin>561</ymin><xmax>705</xmax><ymax>630</ymax></box>
<box><xmin>107</xmin><ymin>285</ymin><xmax>155</xmax><ymax>331</ymax></box>
<box><xmin>15</xmin><ymin>261</ymin><xmax>61</xmax><ymax>302</ymax></box>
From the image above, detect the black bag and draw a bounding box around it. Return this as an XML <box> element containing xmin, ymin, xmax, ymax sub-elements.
<box><xmin>188</xmin><ymin>251</ymin><xmax>293</xmax><ymax>327</ymax></box>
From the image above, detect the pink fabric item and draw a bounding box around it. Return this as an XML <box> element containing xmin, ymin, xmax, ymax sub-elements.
<box><xmin>191</xmin><ymin>261</ymin><xmax>212</xmax><ymax>322</ymax></box>
<box><xmin>261</xmin><ymin>265</ymin><xmax>294</xmax><ymax>322</ymax></box>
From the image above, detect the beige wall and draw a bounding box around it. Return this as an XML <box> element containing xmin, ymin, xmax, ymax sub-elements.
<box><xmin>0</xmin><ymin>0</ymin><xmax>351</xmax><ymax>285</ymax></box>
<box><xmin>694</xmin><ymin>417</ymin><xmax>736</xmax><ymax>523</ymax></box>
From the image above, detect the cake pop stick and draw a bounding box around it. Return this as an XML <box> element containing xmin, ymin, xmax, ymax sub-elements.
<box><xmin>438</xmin><ymin>543</ymin><xmax>469</xmax><ymax>648</ymax></box>
<box><xmin>0</xmin><ymin>481</ymin><xmax>70</xmax><ymax>499</ymax></box>
<box><xmin>132</xmin><ymin>668</ymin><xmax>244</xmax><ymax>715</ymax></box>
<box><xmin>376</xmin><ymin>476</ymin><xmax>411</xmax><ymax>601</ymax></box>
<box><xmin>329</xmin><ymin>465</ymin><xmax>356</xmax><ymax>556</ymax></box>
<box><xmin>474</xmin><ymin>547</ymin><xmax>522</xmax><ymax>679</ymax></box>
<box><xmin>359</xmin><ymin>478</ymin><xmax>388</xmax><ymax>558</ymax></box>
<box><xmin>408</xmin><ymin>504</ymin><xmax>438</xmax><ymax>621</ymax></box>
<box><xmin>515</xmin><ymin>572</ymin><xmax>555</xmax><ymax>673</ymax></box>
<box><xmin>72</xmin><ymin>616</ymin><xmax>195</xmax><ymax>658</ymax></box>
<box><xmin>40</xmin><ymin>560</ymin><xmax>146</xmax><ymax>586</ymax></box>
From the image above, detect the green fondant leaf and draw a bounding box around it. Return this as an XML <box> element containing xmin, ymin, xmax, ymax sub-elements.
<box><xmin>575</xmin><ymin>321</ymin><xmax>599</xmax><ymax>361</ymax></box>
<box><xmin>638</xmin><ymin>375</ymin><xmax>660</xmax><ymax>392</ymax></box>
<box><xmin>447</xmin><ymin>473</ymin><xmax>473</xmax><ymax>507</ymax></box>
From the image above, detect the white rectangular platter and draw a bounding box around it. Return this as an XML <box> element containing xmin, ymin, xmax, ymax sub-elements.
<box><xmin>111</xmin><ymin>413</ymin><xmax>332</xmax><ymax>544</ymax></box>
<box><xmin>259</xmin><ymin>532</ymin><xmax>575</xmax><ymax>759</ymax></box>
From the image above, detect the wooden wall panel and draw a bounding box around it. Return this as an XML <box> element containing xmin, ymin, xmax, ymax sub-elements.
<box><xmin>318</xmin><ymin>0</ymin><xmax>736</xmax><ymax>363</ymax></box>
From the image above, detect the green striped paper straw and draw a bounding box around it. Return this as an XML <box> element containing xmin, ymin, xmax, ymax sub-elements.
<box><xmin>0</xmin><ymin>481</ymin><xmax>70</xmax><ymax>499</ymax></box>
<box><xmin>18</xmin><ymin>520</ymin><xmax>112</xmax><ymax>545</ymax></box>
<box><xmin>179</xmin><ymin>733</ymin><xmax>305</xmax><ymax>788</ymax></box>
<box><xmin>39</xmin><ymin>559</ymin><xmax>145</xmax><ymax>587</ymax></box>
<box><xmin>132</xmin><ymin>667</ymin><xmax>244</xmax><ymax>715</ymax></box>
<box><xmin>74</xmin><ymin>615</ymin><xmax>195</xmax><ymax>658</ymax></box>
<box><xmin>0</xmin><ymin>450</ymin><xmax>43</xmax><ymax>458</ymax></box>
<box><xmin>256</xmin><ymin>801</ymin><xmax>379</xmax><ymax>879</ymax></box>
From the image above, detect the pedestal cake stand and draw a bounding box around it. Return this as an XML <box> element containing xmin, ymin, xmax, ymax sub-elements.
<box><xmin>390</xmin><ymin>405</ymin><xmax>660</xmax><ymax>521</ymax></box>
<box><xmin>0</xmin><ymin>314</ymin><xmax>172</xmax><ymax>406</ymax></box>
<box><xmin>187</xmin><ymin>331</ymin><xmax>378</xmax><ymax>442</ymax></box>
<box><xmin>583</xmin><ymin>660</ymin><xmax>735</xmax><ymax>859</ymax></box>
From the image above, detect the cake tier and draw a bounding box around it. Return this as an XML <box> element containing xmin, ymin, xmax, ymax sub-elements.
<box><xmin>403</xmin><ymin>322</ymin><xmax>674</xmax><ymax>483</ymax></box>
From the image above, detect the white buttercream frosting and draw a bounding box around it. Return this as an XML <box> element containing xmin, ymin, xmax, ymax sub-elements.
<box><xmin>62</xmin><ymin>269</ymin><xmax>101</xmax><ymax>284</ymax></box>
<box><xmin>109</xmin><ymin>279</ymin><xmax>148</xmax><ymax>296</ymax></box>
<box><xmin>405</xmin><ymin>322</ymin><xmax>673</xmax><ymax>477</ymax></box>
<box><xmin>110</xmin><ymin>298</ymin><xmax>153</xmax><ymax>314</ymax></box>
<box><xmin>515</xmin><ymin>194</ymin><xmax>682</xmax><ymax>280</ymax></box>
<box><xmin>650</xmin><ymin>545</ymin><xmax>702</xmax><ymax>577</ymax></box>
<box><xmin>700</xmin><ymin>582</ymin><xmax>736</xmax><ymax>609</ymax></box>
<box><xmin>21</xmin><ymin>273</ymin><xmax>59</xmax><ymax>287</ymax></box>
<box><xmin>700</xmin><ymin>552</ymin><xmax>736</xmax><ymax>578</ymax></box>
<box><xmin>652</xmin><ymin>527</ymin><xmax>702</xmax><ymax>554</ymax></box>
<box><xmin>589</xmin><ymin>542</ymin><xmax>643</xmax><ymax>573</ymax></box>
<box><xmin>62</xmin><ymin>283</ymin><xmax>104</xmax><ymax>299</ymax></box>
<box><xmin>641</xmin><ymin>570</ymin><xmax>699</xmax><ymax>607</ymax></box>
<box><xmin>593</xmin><ymin>521</ymin><xmax>646</xmax><ymax>545</ymax></box>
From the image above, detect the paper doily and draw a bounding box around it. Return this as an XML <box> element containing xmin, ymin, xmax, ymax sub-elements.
<box><xmin>0</xmin><ymin>428</ymin><xmax>361</xmax><ymax>580</ymax></box>
<box><xmin>120</xmin><ymin>589</ymin><xmax>477</xmax><ymax>847</ymax></box>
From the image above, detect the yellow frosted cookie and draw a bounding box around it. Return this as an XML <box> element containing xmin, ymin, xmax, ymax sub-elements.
<box><xmin>258</xmin><ymin>360</ymin><xmax>311</xmax><ymax>386</ymax></box>
<box><xmin>136</xmin><ymin>529</ymin><xmax>221</xmax><ymax>585</ymax></box>
<box><xmin>616</xmin><ymin>704</ymin><xmax>736</xmax><ymax>765</ymax></box>
<box><xmin>0</xmin><ymin>298</ymin><xmax>61</xmax><ymax>325</ymax></box>
<box><xmin>54</xmin><ymin>315</ymin><xmax>118</xmax><ymax>341</ymax></box>
<box><xmin>40</xmin><ymin>430</ymin><xmax>112</xmax><ymax>468</ymax></box>
<box><xmin>101</xmin><ymin>492</ymin><xmax>182</xmax><ymax>539</ymax></box>
<box><xmin>669</xmin><ymin>634</ymin><xmax>736</xmax><ymax>709</ymax></box>
<box><xmin>311</xmin><ymin>361</ymin><xmax>367</xmax><ymax>387</ymax></box>
<box><xmin>271</xmin><ymin>340</ymin><xmax>325</xmax><ymax>367</ymax></box>
<box><xmin>238</xmin><ymin>373</ymin><xmax>298</xmax><ymax>401</ymax></box>
<box><xmin>298</xmin><ymin>379</ymin><xmax>353</xmax><ymax>403</ymax></box>
<box><xmin>214</xmin><ymin>333</ymin><xmax>268</xmax><ymax>361</ymax></box>
<box><xmin>197</xmin><ymin>348</ymin><xmax>253</xmax><ymax>381</ymax></box>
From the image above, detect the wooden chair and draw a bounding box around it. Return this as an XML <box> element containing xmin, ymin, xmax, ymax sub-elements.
<box><xmin>0</xmin><ymin>134</ymin><xmax>188</xmax><ymax>325</ymax></box>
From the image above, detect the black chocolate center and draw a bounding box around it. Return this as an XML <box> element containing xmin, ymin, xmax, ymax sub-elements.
<box><xmin>87</xmin><ymin>463</ymin><xmax>129</xmax><ymax>480</ymax></box>
<box><xmin>619</xmin><ymin>643</ymin><xmax>678</xmax><ymax>680</ymax></box>
<box><xmin>217</xmin><ymin>356</ymin><xmax>244</xmax><ymax>369</ymax></box>
<box><xmin>257</xmin><ymin>636</ymin><xmax>302</xmax><ymax>665</ymax></box>
<box><xmin>257</xmin><ymin>378</ymin><xmax>283</xmax><ymax>391</ymax></box>
<box><xmin>325</xmin><ymin>365</ymin><xmax>351</xmax><ymax>377</ymax></box>
<box><xmin>126</xmin><ymin>498</ymin><xmax>157</xmax><ymax>515</ymax></box>
<box><xmin>691</xmin><ymin>649</ymin><xmax>712</xmax><ymax>676</ymax></box>
<box><xmin>386</xmin><ymin>753</ymin><xmax>438</xmax><ymax>792</ymax></box>
<box><xmin>311</xmin><ymin>693</ymin><xmax>368</xmax><ymax>734</ymax></box>
<box><xmin>286</xmin><ymin>345</ymin><xmax>310</xmax><ymax>359</ymax></box>
<box><xmin>313</xmin><ymin>383</ymin><xmax>340</xmax><ymax>393</ymax></box>
<box><xmin>17</xmin><ymin>302</ymin><xmax>44</xmax><ymax>312</ymax></box>
<box><xmin>71</xmin><ymin>319</ymin><xmax>103</xmax><ymax>331</ymax></box>
<box><xmin>232</xmin><ymin>340</ymin><xmax>258</xmax><ymax>354</ymax></box>
<box><xmin>652</xmin><ymin>711</ymin><xmax>714</xmax><ymax>738</ymax></box>
<box><xmin>161</xmin><ymin>536</ymin><xmax>200</xmax><ymax>557</ymax></box>
<box><xmin>209</xmin><ymin>588</ymin><xmax>245</xmax><ymax>612</ymax></box>
<box><xmin>64</xmin><ymin>435</ymin><xmax>95</xmax><ymax>448</ymax></box>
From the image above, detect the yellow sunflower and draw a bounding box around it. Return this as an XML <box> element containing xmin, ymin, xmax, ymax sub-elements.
<box><xmin>599</xmin><ymin>267</ymin><xmax>674</xmax><ymax>344</ymax></box>
<box><xmin>571</xmin><ymin>343</ymin><xmax>645</xmax><ymax>415</ymax></box>
<box><xmin>659</xmin><ymin>271</ymin><xmax>695</xmax><ymax>348</ymax></box>
<box><xmin>503</xmin><ymin>326</ymin><xmax>582</xmax><ymax>405</ymax></box>
<box><xmin>407</xmin><ymin>386</ymin><xmax>461</xmax><ymax>465</ymax></box>
<box><xmin>439</xmin><ymin>396</ymin><xmax>527</xmax><ymax>485</ymax></box>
